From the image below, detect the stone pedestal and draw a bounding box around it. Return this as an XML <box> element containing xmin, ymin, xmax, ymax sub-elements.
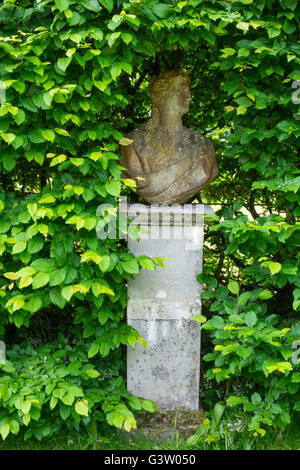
<box><xmin>123</xmin><ymin>203</ymin><xmax>213</xmax><ymax>411</ymax></box>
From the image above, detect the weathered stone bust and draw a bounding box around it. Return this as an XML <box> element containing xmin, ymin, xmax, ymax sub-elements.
<box><xmin>119</xmin><ymin>69</ymin><xmax>218</xmax><ymax>204</ymax></box>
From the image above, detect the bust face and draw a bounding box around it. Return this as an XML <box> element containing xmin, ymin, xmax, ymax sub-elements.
<box><xmin>149</xmin><ymin>71</ymin><xmax>192</xmax><ymax>117</ymax></box>
<box><xmin>175</xmin><ymin>77</ymin><xmax>192</xmax><ymax>116</ymax></box>
<box><xmin>158</xmin><ymin>76</ymin><xmax>191</xmax><ymax>119</ymax></box>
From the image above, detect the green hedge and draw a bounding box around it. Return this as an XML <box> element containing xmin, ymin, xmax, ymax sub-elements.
<box><xmin>0</xmin><ymin>0</ymin><xmax>299</xmax><ymax>443</ymax></box>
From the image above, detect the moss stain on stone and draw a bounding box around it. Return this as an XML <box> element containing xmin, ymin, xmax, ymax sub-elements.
<box><xmin>133</xmin><ymin>408</ymin><xmax>204</xmax><ymax>441</ymax></box>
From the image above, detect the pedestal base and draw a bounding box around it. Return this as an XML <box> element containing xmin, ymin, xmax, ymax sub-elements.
<box><xmin>123</xmin><ymin>203</ymin><xmax>213</xmax><ymax>411</ymax></box>
<box><xmin>127</xmin><ymin>320</ymin><xmax>200</xmax><ymax>410</ymax></box>
<box><xmin>134</xmin><ymin>409</ymin><xmax>204</xmax><ymax>441</ymax></box>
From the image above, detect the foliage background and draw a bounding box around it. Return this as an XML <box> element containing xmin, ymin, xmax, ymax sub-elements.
<box><xmin>0</xmin><ymin>0</ymin><xmax>299</xmax><ymax>445</ymax></box>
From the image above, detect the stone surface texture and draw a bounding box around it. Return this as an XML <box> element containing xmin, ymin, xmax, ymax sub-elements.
<box><xmin>119</xmin><ymin>69</ymin><xmax>218</xmax><ymax>205</ymax></box>
<box><xmin>125</xmin><ymin>203</ymin><xmax>213</xmax><ymax>410</ymax></box>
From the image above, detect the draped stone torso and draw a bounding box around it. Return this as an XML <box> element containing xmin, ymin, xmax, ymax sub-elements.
<box><xmin>119</xmin><ymin>123</ymin><xmax>218</xmax><ymax>205</ymax></box>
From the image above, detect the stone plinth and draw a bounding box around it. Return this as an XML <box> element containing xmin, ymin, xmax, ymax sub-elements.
<box><xmin>123</xmin><ymin>203</ymin><xmax>213</xmax><ymax>411</ymax></box>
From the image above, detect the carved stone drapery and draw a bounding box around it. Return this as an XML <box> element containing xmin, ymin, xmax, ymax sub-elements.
<box><xmin>119</xmin><ymin>69</ymin><xmax>218</xmax><ymax>204</ymax></box>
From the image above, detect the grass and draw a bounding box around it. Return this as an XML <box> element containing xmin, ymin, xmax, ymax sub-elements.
<box><xmin>0</xmin><ymin>424</ymin><xmax>299</xmax><ymax>451</ymax></box>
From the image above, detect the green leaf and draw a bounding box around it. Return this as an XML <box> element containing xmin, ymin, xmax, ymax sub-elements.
<box><xmin>28</xmin><ymin>236</ymin><xmax>44</xmax><ymax>254</ymax></box>
<box><xmin>127</xmin><ymin>335</ymin><xmax>136</xmax><ymax>347</ymax></box>
<box><xmin>0</xmin><ymin>424</ymin><xmax>10</xmax><ymax>440</ymax></box>
<box><xmin>258</xmin><ymin>289</ymin><xmax>273</xmax><ymax>300</ymax></box>
<box><xmin>49</xmin><ymin>268</ymin><xmax>66</xmax><ymax>287</ymax></box>
<box><xmin>237</xmin><ymin>22</ymin><xmax>249</xmax><ymax>32</ymax></box>
<box><xmin>99</xmin><ymin>255</ymin><xmax>110</xmax><ymax>272</ymax></box>
<box><xmin>141</xmin><ymin>400</ymin><xmax>154</xmax><ymax>412</ymax></box>
<box><xmin>85</xmin><ymin>369</ymin><xmax>100</xmax><ymax>378</ymax></box>
<box><xmin>61</xmin><ymin>392</ymin><xmax>75</xmax><ymax>406</ymax></box>
<box><xmin>228</xmin><ymin>280</ymin><xmax>239</xmax><ymax>295</ymax></box>
<box><xmin>294</xmin><ymin>401</ymin><xmax>300</xmax><ymax>412</ymax></box>
<box><xmin>203</xmin><ymin>316</ymin><xmax>225</xmax><ymax>330</ymax></box>
<box><xmin>236</xmin><ymin>96</ymin><xmax>252</xmax><ymax>108</ymax></box>
<box><xmin>54</xmin><ymin>0</ymin><xmax>70</xmax><ymax>11</ymax></box>
<box><xmin>213</xmin><ymin>402</ymin><xmax>226</xmax><ymax>427</ymax></box>
<box><xmin>244</xmin><ymin>311</ymin><xmax>257</xmax><ymax>327</ymax></box>
<box><xmin>3</xmin><ymin>154</ymin><xmax>16</xmax><ymax>171</ymax></box>
<box><xmin>227</xmin><ymin>396</ymin><xmax>248</xmax><ymax>405</ymax></box>
<box><xmin>9</xmin><ymin>420</ymin><xmax>20</xmax><ymax>435</ymax></box>
<box><xmin>27</xmin><ymin>297</ymin><xmax>43</xmax><ymax>313</ymax></box>
<box><xmin>10</xmin><ymin>298</ymin><xmax>25</xmax><ymax>312</ymax></box>
<box><xmin>236</xmin><ymin>346</ymin><xmax>252</xmax><ymax>359</ymax></box>
<box><xmin>100</xmin><ymin>342</ymin><xmax>110</xmax><ymax>357</ymax></box>
<box><xmin>122</xmin><ymin>259</ymin><xmax>139</xmax><ymax>274</ymax></box>
<box><xmin>98</xmin><ymin>308</ymin><xmax>109</xmax><ymax>325</ymax></box>
<box><xmin>4</xmin><ymin>272</ymin><xmax>20</xmax><ymax>280</ymax></box>
<box><xmin>70</xmin><ymin>34</ymin><xmax>81</xmax><ymax>44</ymax></box>
<box><xmin>12</xmin><ymin>240</ymin><xmax>27</xmax><ymax>254</ymax></box>
<box><xmin>139</xmin><ymin>257</ymin><xmax>155</xmax><ymax>271</ymax></box>
<box><xmin>2</xmin><ymin>133</ymin><xmax>16</xmax><ymax>145</ymax></box>
<box><xmin>41</xmin><ymin>129</ymin><xmax>55</xmax><ymax>143</ymax></box>
<box><xmin>100</xmin><ymin>0</ymin><xmax>114</xmax><ymax>12</ymax></box>
<box><xmin>121</xmin><ymin>32</ymin><xmax>132</xmax><ymax>44</ymax></box>
<box><xmin>137</xmin><ymin>336</ymin><xmax>149</xmax><ymax>348</ymax></box>
<box><xmin>31</xmin><ymin>258</ymin><xmax>52</xmax><ymax>272</ymax></box>
<box><xmin>105</xmin><ymin>180</ymin><xmax>121</xmax><ymax>196</ymax></box>
<box><xmin>61</xmin><ymin>285</ymin><xmax>73</xmax><ymax>302</ymax></box>
<box><xmin>268</xmin><ymin>262</ymin><xmax>282</xmax><ymax>275</ymax></box>
<box><xmin>85</xmin><ymin>0</ymin><xmax>101</xmax><ymax>11</ymax></box>
<box><xmin>238</xmin><ymin>291</ymin><xmax>251</xmax><ymax>306</ymax></box>
<box><xmin>50</xmin><ymin>396</ymin><xmax>58</xmax><ymax>410</ymax></box>
<box><xmin>237</xmin><ymin>106</ymin><xmax>247</xmax><ymax>115</ymax></box>
<box><xmin>128</xmin><ymin>397</ymin><xmax>142</xmax><ymax>410</ymax></box>
<box><xmin>108</xmin><ymin>32</ymin><xmax>121</xmax><ymax>48</ymax></box>
<box><xmin>88</xmin><ymin>343</ymin><xmax>100</xmax><ymax>358</ymax></box>
<box><xmin>110</xmin><ymin>62</ymin><xmax>122</xmax><ymax>80</ymax></box>
<box><xmin>32</xmin><ymin>272</ymin><xmax>50</xmax><ymax>289</ymax></box>
<box><xmin>12</xmin><ymin>81</ymin><xmax>26</xmax><ymax>94</ymax></box>
<box><xmin>251</xmin><ymin>392</ymin><xmax>261</xmax><ymax>405</ymax></box>
<box><xmin>0</xmin><ymin>221</ymin><xmax>11</xmax><ymax>233</ymax></box>
<box><xmin>92</xmin><ymin>282</ymin><xmax>103</xmax><ymax>297</ymax></box>
<box><xmin>57</xmin><ymin>57</ymin><xmax>72</xmax><ymax>72</ymax></box>
<box><xmin>15</xmin><ymin>109</ymin><xmax>26</xmax><ymax>125</ymax></box>
<box><xmin>111</xmin><ymin>412</ymin><xmax>124</xmax><ymax>428</ymax></box>
<box><xmin>193</xmin><ymin>315</ymin><xmax>207</xmax><ymax>323</ymax></box>
<box><xmin>21</xmin><ymin>400</ymin><xmax>31</xmax><ymax>414</ymax></box>
<box><xmin>286</xmin><ymin>0</ymin><xmax>297</xmax><ymax>10</ymax></box>
<box><xmin>292</xmin><ymin>373</ymin><xmax>300</xmax><ymax>383</ymax></box>
<box><xmin>59</xmin><ymin>404</ymin><xmax>71</xmax><ymax>421</ymax></box>
<box><xmin>152</xmin><ymin>3</ymin><xmax>172</xmax><ymax>19</ymax></box>
<box><xmin>49</xmin><ymin>287</ymin><xmax>67</xmax><ymax>309</ymax></box>
<box><xmin>75</xmin><ymin>400</ymin><xmax>89</xmax><ymax>416</ymax></box>
<box><xmin>283</xmin><ymin>18</ymin><xmax>296</xmax><ymax>34</ymax></box>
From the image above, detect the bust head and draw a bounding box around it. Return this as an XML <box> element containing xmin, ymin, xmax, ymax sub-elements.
<box><xmin>149</xmin><ymin>69</ymin><xmax>192</xmax><ymax>119</ymax></box>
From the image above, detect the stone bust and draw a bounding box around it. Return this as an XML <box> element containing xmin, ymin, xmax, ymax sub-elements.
<box><xmin>119</xmin><ymin>69</ymin><xmax>218</xmax><ymax>204</ymax></box>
